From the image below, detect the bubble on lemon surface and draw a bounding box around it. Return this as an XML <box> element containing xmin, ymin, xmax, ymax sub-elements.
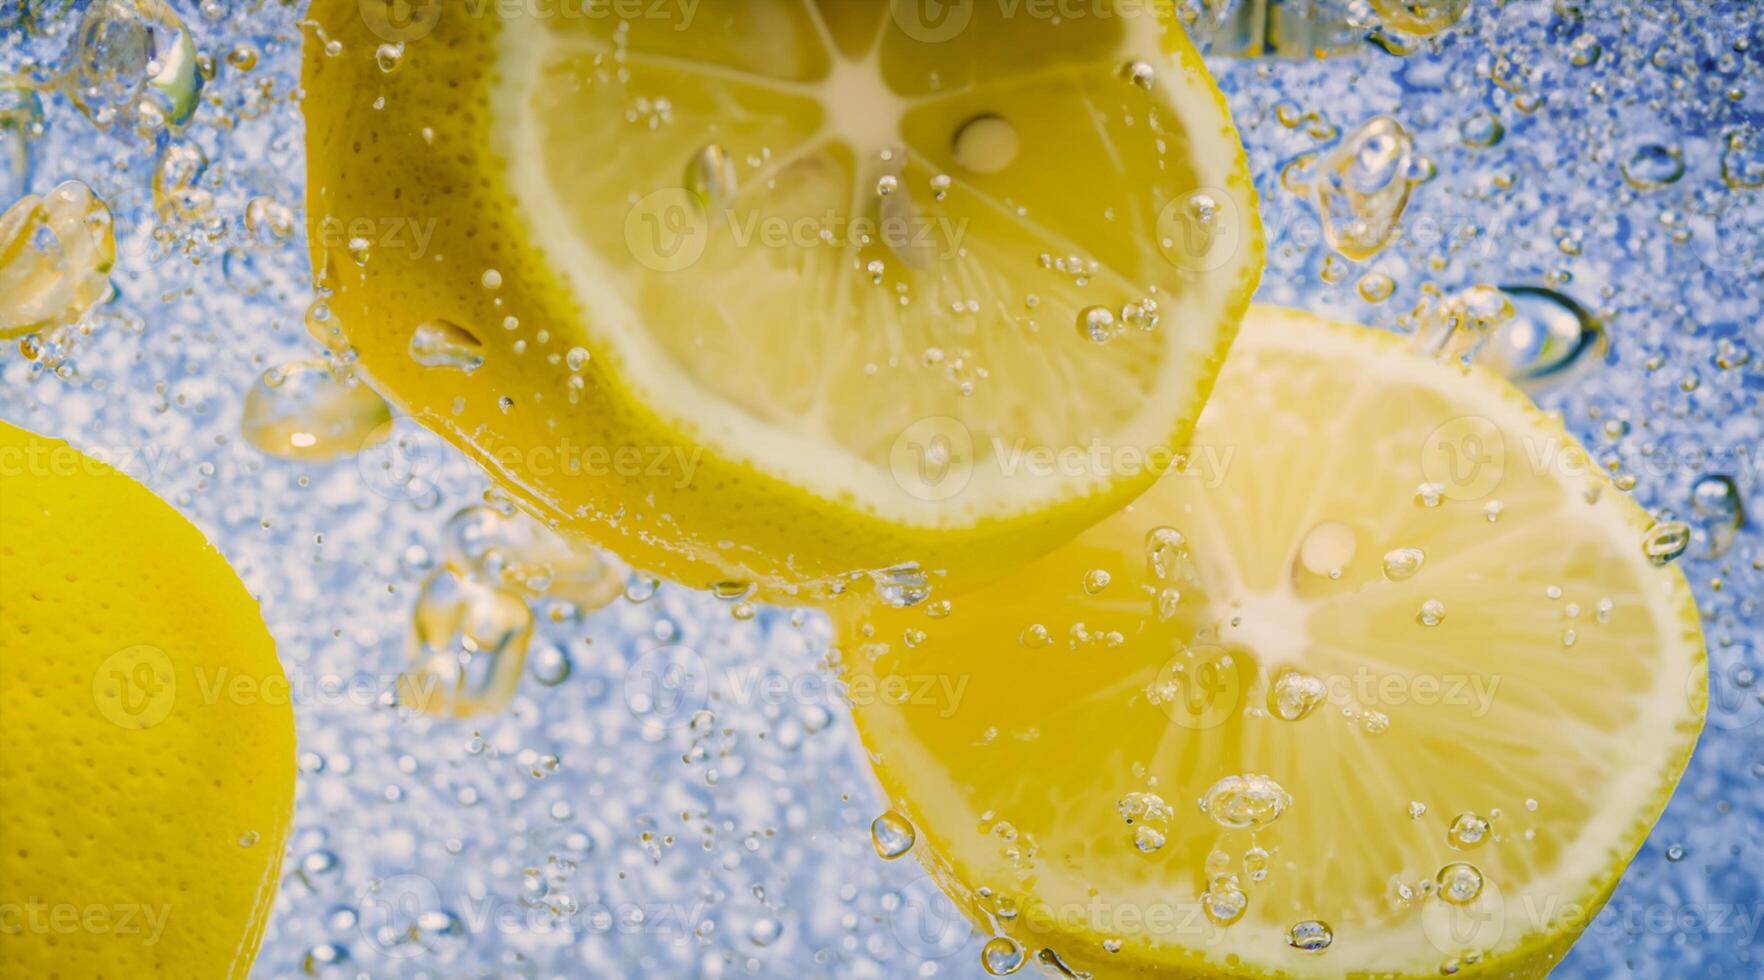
<box><xmin>409</xmin><ymin>320</ymin><xmax>486</xmax><ymax>372</ymax></box>
<box><xmin>1314</xmin><ymin>116</ymin><xmax>1416</xmax><ymax>260</ymax></box>
<box><xmin>1417</xmin><ymin>598</ymin><xmax>1446</xmax><ymax>627</ymax></box>
<box><xmin>1117</xmin><ymin>791</ymin><xmax>1171</xmax><ymax>853</ymax></box>
<box><xmin>1202</xmin><ymin>876</ymin><xmax>1248</xmax><ymax>926</ymax></box>
<box><xmin>1437</xmin><ymin>862</ymin><xmax>1485</xmax><ymax>905</ymax></box>
<box><xmin>980</xmin><ymin>935</ymin><xmax>1026</xmax><ymax>975</ymax></box>
<box><xmin>1382</xmin><ymin>547</ymin><xmax>1426</xmax><ymax>581</ymax></box>
<box><xmin>1641</xmin><ymin>521</ymin><xmax>1691</xmax><ymax>565</ymax></box>
<box><xmin>868</xmin><ymin>563</ymin><xmax>931</xmax><ymax>608</ymax></box>
<box><xmin>1720</xmin><ymin>128</ymin><xmax>1764</xmax><ymax>189</ymax></box>
<box><xmin>0</xmin><ymin>180</ymin><xmax>116</xmax><ymax>338</ymax></box>
<box><xmin>686</xmin><ymin>143</ymin><xmax>738</xmax><ymax>211</ymax></box>
<box><xmin>61</xmin><ymin>0</ymin><xmax>202</xmax><ymax>136</ymax></box>
<box><xmin>1298</xmin><ymin>520</ymin><xmax>1356</xmax><ymax>577</ymax></box>
<box><xmin>1269</xmin><ymin>670</ymin><xmax>1328</xmax><ymax>721</ymax></box>
<box><xmin>1286</xmin><ymin>919</ymin><xmax>1334</xmax><ymax>953</ymax></box>
<box><xmin>1199</xmin><ymin>774</ymin><xmax>1292</xmax><ymax>829</ymax></box>
<box><xmin>1078</xmin><ymin>305</ymin><xmax>1119</xmax><ymax>343</ymax></box>
<box><xmin>400</xmin><ymin>568</ymin><xmax>534</xmax><ymax>718</ymax></box>
<box><xmin>869</xmin><ymin>811</ymin><xmax>916</xmax><ymax>860</ymax></box>
<box><xmin>240</xmin><ymin>358</ymin><xmax>393</xmax><ymax>461</ymax></box>
<box><xmin>952</xmin><ymin>114</ymin><xmax>1018</xmax><ymax>174</ymax></box>
<box><xmin>1447</xmin><ymin>811</ymin><xmax>1491</xmax><ymax>849</ymax></box>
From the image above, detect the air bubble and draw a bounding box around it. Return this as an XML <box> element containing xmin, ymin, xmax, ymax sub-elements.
<box><xmin>870</xmin><ymin>811</ymin><xmax>916</xmax><ymax>859</ymax></box>
<box><xmin>1199</xmin><ymin>774</ymin><xmax>1291</xmax><ymax>829</ymax></box>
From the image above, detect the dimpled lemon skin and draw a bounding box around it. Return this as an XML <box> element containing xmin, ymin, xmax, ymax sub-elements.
<box><xmin>302</xmin><ymin>2</ymin><xmax>1262</xmax><ymax>604</ymax></box>
<box><xmin>0</xmin><ymin>420</ymin><xmax>295</xmax><ymax>978</ymax></box>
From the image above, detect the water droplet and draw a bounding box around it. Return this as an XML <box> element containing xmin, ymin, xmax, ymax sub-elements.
<box><xmin>875</xmin><ymin>174</ymin><xmax>899</xmax><ymax>197</ymax></box>
<box><xmin>1417</xmin><ymin>598</ymin><xmax>1446</xmax><ymax>627</ymax></box>
<box><xmin>240</xmin><ymin>358</ymin><xmax>392</xmax><ymax>460</ymax></box>
<box><xmin>870</xmin><ymin>811</ymin><xmax>916</xmax><ymax>859</ymax></box>
<box><xmin>1082</xmin><ymin>568</ymin><xmax>1112</xmax><ymax>595</ymax></box>
<box><xmin>981</xmin><ymin>936</ymin><xmax>1026</xmax><ymax>975</ymax></box>
<box><xmin>530</xmin><ymin>644</ymin><xmax>572</xmax><ymax>686</ymax></box>
<box><xmin>1362</xmin><ymin>710</ymin><xmax>1390</xmax><ymax>735</ymax></box>
<box><xmin>1408</xmin><ymin>800</ymin><xmax>1428</xmax><ymax>819</ymax></box>
<box><xmin>441</xmin><ymin>504</ymin><xmax>624</xmax><ymax>609</ymax></box>
<box><xmin>1202</xmin><ymin>877</ymin><xmax>1248</xmax><ymax>926</ymax></box>
<box><xmin>748</xmin><ymin>916</ymin><xmax>782</xmax><ymax>947</ymax></box>
<box><xmin>1476</xmin><ymin>286</ymin><xmax>1604</xmax><ymax>387</ymax></box>
<box><xmin>1459</xmin><ymin>112</ymin><xmax>1504</xmax><ymax>148</ymax></box>
<box><xmin>1382</xmin><ymin>547</ymin><xmax>1426</xmax><ymax>581</ymax></box>
<box><xmin>1315</xmin><ymin>115</ymin><xmax>1416</xmax><ymax>260</ymax></box>
<box><xmin>1666</xmin><ymin>843</ymin><xmax>1686</xmax><ymax>862</ymax></box>
<box><xmin>1199</xmin><ymin>774</ymin><xmax>1291</xmax><ymax>829</ymax></box>
<box><xmin>1358</xmin><ymin>271</ymin><xmax>1396</xmax><ymax>303</ymax></box>
<box><xmin>1286</xmin><ymin>919</ymin><xmax>1333</xmax><ymax>953</ymax></box>
<box><xmin>0</xmin><ymin>180</ymin><xmax>115</xmax><ymax>336</ymax></box>
<box><xmin>238</xmin><ymin>830</ymin><xmax>260</xmax><ymax>847</ymax></box>
<box><xmin>953</xmin><ymin>114</ymin><xmax>1018</xmax><ymax>175</ymax></box>
<box><xmin>63</xmin><ymin>0</ymin><xmax>203</xmax><ymax>135</ymax></box>
<box><xmin>480</xmin><ymin>268</ymin><xmax>503</xmax><ymax>290</ymax></box>
<box><xmin>1447</xmin><ymin>812</ymin><xmax>1491</xmax><ymax>849</ymax></box>
<box><xmin>1641</xmin><ymin>521</ymin><xmax>1691</xmax><ymax>565</ymax></box>
<box><xmin>1019</xmin><ymin>624</ymin><xmax>1052</xmax><ymax>648</ymax></box>
<box><xmin>409</xmin><ymin>320</ymin><xmax>485</xmax><ymax>372</ymax></box>
<box><xmin>1566</xmin><ymin>32</ymin><xmax>1602</xmax><ymax>66</ymax></box>
<box><xmin>1720</xmin><ymin>128</ymin><xmax>1764</xmax><ymax>189</ymax></box>
<box><xmin>1078</xmin><ymin>305</ymin><xmax>1118</xmax><ymax>343</ymax></box>
<box><xmin>1269</xmin><ymin>670</ymin><xmax>1328</xmax><ymax>721</ymax></box>
<box><xmin>399</xmin><ymin>568</ymin><xmax>533</xmax><ymax>718</ymax></box>
<box><xmin>1622</xmin><ymin>143</ymin><xmax>1686</xmax><ymax>191</ymax></box>
<box><xmin>1145</xmin><ymin>526</ymin><xmax>1191</xmax><ymax>581</ymax></box>
<box><xmin>1437</xmin><ymin>862</ymin><xmax>1484</xmax><ymax>905</ymax></box>
<box><xmin>1691</xmin><ymin>475</ymin><xmax>1745</xmax><ymax>558</ymax></box>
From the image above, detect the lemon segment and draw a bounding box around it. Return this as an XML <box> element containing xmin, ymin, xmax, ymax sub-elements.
<box><xmin>305</xmin><ymin>0</ymin><xmax>1262</xmax><ymax>599</ymax></box>
<box><xmin>839</xmin><ymin>307</ymin><xmax>1705</xmax><ymax>977</ymax></box>
<box><xmin>0</xmin><ymin>420</ymin><xmax>295</xmax><ymax>978</ymax></box>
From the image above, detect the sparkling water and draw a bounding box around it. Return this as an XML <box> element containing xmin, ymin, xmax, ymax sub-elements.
<box><xmin>2</xmin><ymin>1</ymin><xmax>1758</xmax><ymax>977</ymax></box>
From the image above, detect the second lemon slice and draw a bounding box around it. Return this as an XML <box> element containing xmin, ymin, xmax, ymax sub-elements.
<box><xmin>305</xmin><ymin>1</ymin><xmax>1262</xmax><ymax>599</ymax></box>
<box><xmin>839</xmin><ymin>306</ymin><xmax>1705</xmax><ymax>977</ymax></box>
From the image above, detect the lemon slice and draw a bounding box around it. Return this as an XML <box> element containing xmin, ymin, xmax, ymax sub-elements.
<box><xmin>838</xmin><ymin>306</ymin><xmax>1705</xmax><ymax>977</ymax></box>
<box><xmin>0</xmin><ymin>420</ymin><xmax>295</xmax><ymax>978</ymax></box>
<box><xmin>305</xmin><ymin>1</ymin><xmax>1262</xmax><ymax>599</ymax></box>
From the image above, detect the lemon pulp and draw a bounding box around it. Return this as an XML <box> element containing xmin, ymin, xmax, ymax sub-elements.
<box><xmin>839</xmin><ymin>306</ymin><xmax>1705</xmax><ymax>977</ymax></box>
<box><xmin>305</xmin><ymin>0</ymin><xmax>1262</xmax><ymax>599</ymax></box>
